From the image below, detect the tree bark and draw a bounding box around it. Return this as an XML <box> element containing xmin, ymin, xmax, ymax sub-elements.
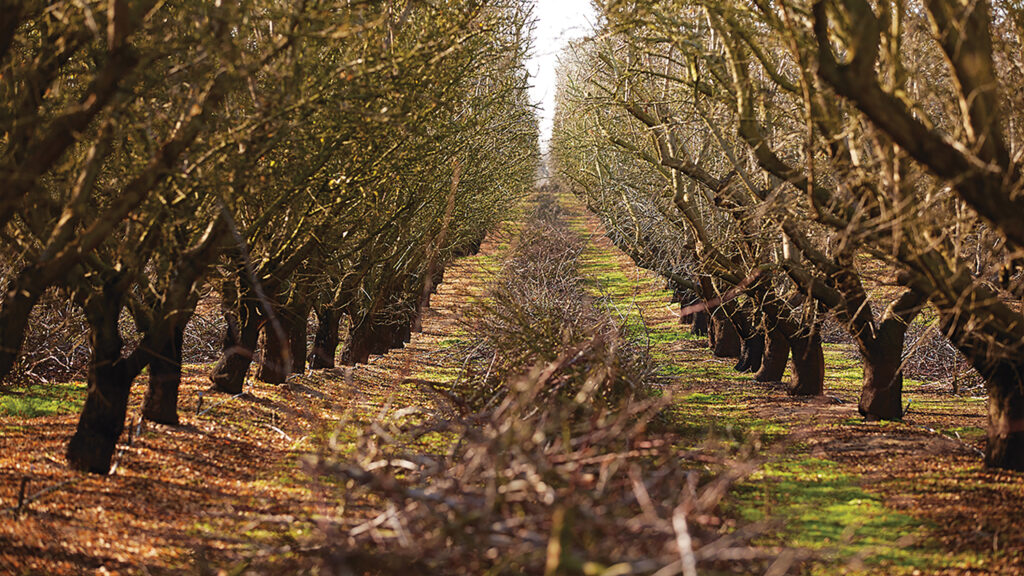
<box><xmin>209</xmin><ymin>282</ymin><xmax>261</xmax><ymax>394</ymax></box>
<box><xmin>0</xmin><ymin>272</ymin><xmax>45</xmax><ymax>382</ymax></box>
<box><xmin>288</xmin><ymin>303</ymin><xmax>309</xmax><ymax>375</ymax></box>
<box><xmin>691</xmin><ymin>309</ymin><xmax>709</xmax><ymax>336</ymax></box>
<box><xmin>755</xmin><ymin>325</ymin><xmax>790</xmax><ymax>382</ymax></box>
<box><xmin>788</xmin><ymin>330</ymin><xmax>824</xmax><ymax>396</ymax></box>
<box><xmin>309</xmin><ymin>305</ymin><xmax>340</xmax><ymax>369</ymax></box>
<box><xmin>709</xmin><ymin>308</ymin><xmax>741</xmax><ymax>358</ymax></box>
<box><xmin>986</xmin><ymin>369</ymin><xmax>1024</xmax><ymax>470</ymax></box>
<box><xmin>392</xmin><ymin>318</ymin><xmax>412</xmax><ymax>349</ymax></box>
<box><xmin>141</xmin><ymin>325</ymin><xmax>185</xmax><ymax>425</ymax></box>
<box><xmin>735</xmin><ymin>331</ymin><xmax>765</xmax><ymax>373</ymax></box>
<box><xmin>257</xmin><ymin>313</ymin><xmax>292</xmax><ymax>384</ymax></box>
<box><xmin>342</xmin><ymin>314</ymin><xmax>409</xmax><ymax>365</ymax></box>
<box><xmin>66</xmin><ymin>282</ymin><xmax>138</xmax><ymax>474</ymax></box>
<box><xmin>343</xmin><ymin>315</ymin><xmax>386</xmax><ymax>366</ymax></box>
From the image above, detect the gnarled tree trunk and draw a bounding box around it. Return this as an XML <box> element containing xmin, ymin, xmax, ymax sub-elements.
<box><xmin>691</xmin><ymin>309</ymin><xmax>709</xmax><ymax>336</ymax></box>
<box><xmin>755</xmin><ymin>325</ymin><xmax>790</xmax><ymax>382</ymax></box>
<box><xmin>735</xmin><ymin>331</ymin><xmax>765</xmax><ymax>373</ymax></box>
<box><xmin>67</xmin><ymin>281</ymin><xmax>140</xmax><ymax>474</ymax></box>
<box><xmin>257</xmin><ymin>313</ymin><xmax>292</xmax><ymax>384</ymax></box>
<box><xmin>210</xmin><ymin>280</ymin><xmax>261</xmax><ymax>394</ymax></box>
<box><xmin>788</xmin><ymin>330</ymin><xmax>824</xmax><ymax>396</ymax></box>
<box><xmin>141</xmin><ymin>325</ymin><xmax>185</xmax><ymax>425</ymax></box>
<box><xmin>859</xmin><ymin>347</ymin><xmax>904</xmax><ymax>421</ymax></box>
<box><xmin>288</xmin><ymin>303</ymin><xmax>310</xmax><ymax>376</ymax></box>
<box><xmin>309</xmin><ymin>305</ymin><xmax>340</xmax><ymax>369</ymax></box>
<box><xmin>985</xmin><ymin>368</ymin><xmax>1024</xmax><ymax>470</ymax></box>
<box><xmin>709</xmin><ymin>308</ymin><xmax>741</xmax><ymax>358</ymax></box>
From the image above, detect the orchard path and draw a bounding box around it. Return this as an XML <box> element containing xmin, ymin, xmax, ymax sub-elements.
<box><xmin>559</xmin><ymin>194</ymin><xmax>1024</xmax><ymax>575</ymax></box>
<box><xmin>0</xmin><ymin>222</ymin><xmax>513</xmax><ymax>575</ymax></box>
<box><xmin>3</xmin><ymin>194</ymin><xmax>1024</xmax><ymax>575</ymax></box>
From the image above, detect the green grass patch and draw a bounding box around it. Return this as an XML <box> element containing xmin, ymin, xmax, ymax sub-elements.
<box><xmin>731</xmin><ymin>457</ymin><xmax>973</xmax><ymax>574</ymax></box>
<box><xmin>0</xmin><ymin>381</ymin><xmax>88</xmax><ymax>417</ymax></box>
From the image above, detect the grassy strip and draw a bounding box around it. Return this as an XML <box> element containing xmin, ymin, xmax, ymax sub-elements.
<box><xmin>561</xmin><ymin>193</ymin><xmax>987</xmax><ymax>574</ymax></box>
<box><xmin>0</xmin><ymin>381</ymin><xmax>87</xmax><ymax>418</ymax></box>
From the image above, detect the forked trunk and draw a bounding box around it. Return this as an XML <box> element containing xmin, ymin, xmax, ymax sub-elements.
<box><xmin>309</xmin><ymin>306</ymin><xmax>340</xmax><ymax>369</ymax></box>
<box><xmin>142</xmin><ymin>325</ymin><xmax>185</xmax><ymax>425</ymax></box>
<box><xmin>755</xmin><ymin>326</ymin><xmax>789</xmax><ymax>382</ymax></box>
<box><xmin>788</xmin><ymin>331</ymin><xmax>824</xmax><ymax>396</ymax></box>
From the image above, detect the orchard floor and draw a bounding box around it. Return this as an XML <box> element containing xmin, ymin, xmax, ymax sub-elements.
<box><xmin>0</xmin><ymin>194</ymin><xmax>1022</xmax><ymax>575</ymax></box>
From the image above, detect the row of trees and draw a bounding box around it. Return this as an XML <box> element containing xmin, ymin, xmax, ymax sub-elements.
<box><xmin>551</xmin><ymin>0</ymin><xmax>1024</xmax><ymax>469</ymax></box>
<box><xmin>0</xmin><ymin>0</ymin><xmax>538</xmax><ymax>474</ymax></box>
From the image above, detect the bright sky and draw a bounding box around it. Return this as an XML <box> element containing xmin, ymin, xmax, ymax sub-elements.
<box><xmin>527</xmin><ymin>0</ymin><xmax>597</xmax><ymax>150</ymax></box>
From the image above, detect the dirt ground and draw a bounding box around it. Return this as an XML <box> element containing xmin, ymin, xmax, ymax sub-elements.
<box><xmin>2</xmin><ymin>198</ymin><xmax>1022</xmax><ymax>575</ymax></box>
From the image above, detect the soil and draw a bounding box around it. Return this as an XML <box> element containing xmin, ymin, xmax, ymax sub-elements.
<box><xmin>2</xmin><ymin>198</ymin><xmax>1022</xmax><ymax>574</ymax></box>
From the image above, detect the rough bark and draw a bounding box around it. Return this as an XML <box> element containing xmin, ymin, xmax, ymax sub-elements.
<box><xmin>393</xmin><ymin>318</ymin><xmax>412</xmax><ymax>348</ymax></box>
<box><xmin>210</xmin><ymin>282</ymin><xmax>261</xmax><ymax>394</ymax></box>
<box><xmin>755</xmin><ymin>326</ymin><xmax>790</xmax><ymax>382</ymax></box>
<box><xmin>859</xmin><ymin>347</ymin><xmax>904</xmax><ymax>421</ymax></box>
<box><xmin>309</xmin><ymin>305</ymin><xmax>340</xmax><ymax>369</ymax></box>
<box><xmin>735</xmin><ymin>331</ymin><xmax>765</xmax><ymax>373</ymax></box>
<box><xmin>709</xmin><ymin>308</ymin><xmax>741</xmax><ymax>358</ymax></box>
<box><xmin>66</xmin><ymin>282</ymin><xmax>140</xmax><ymax>474</ymax></box>
<box><xmin>691</xmin><ymin>309</ymin><xmax>710</xmax><ymax>336</ymax></box>
<box><xmin>343</xmin><ymin>313</ymin><xmax>411</xmax><ymax>365</ymax></box>
<box><xmin>342</xmin><ymin>316</ymin><xmax>391</xmax><ymax>366</ymax></box>
<box><xmin>141</xmin><ymin>325</ymin><xmax>185</xmax><ymax>425</ymax></box>
<box><xmin>788</xmin><ymin>330</ymin><xmax>824</xmax><ymax>396</ymax></box>
<box><xmin>257</xmin><ymin>313</ymin><xmax>292</xmax><ymax>384</ymax></box>
<box><xmin>0</xmin><ymin>272</ymin><xmax>45</xmax><ymax>381</ymax></box>
<box><xmin>288</xmin><ymin>305</ymin><xmax>309</xmax><ymax>375</ymax></box>
<box><xmin>985</xmin><ymin>369</ymin><xmax>1024</xmax><ymax>470</ymax></box>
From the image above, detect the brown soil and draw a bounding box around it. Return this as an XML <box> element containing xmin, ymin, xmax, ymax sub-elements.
<box><xmin>3</xmin><ymin>198</ymin><xmax>1023</xmax><ymax>575</ymax></box>
<box><xmin>0</xmin><ymin>224</ymin><xmax>512</xmax><ymax>575</ymax></box>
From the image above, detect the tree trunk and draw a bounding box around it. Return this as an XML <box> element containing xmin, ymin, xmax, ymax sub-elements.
<box><xmin>309</xmin><ymin>305</ymin><xmax>340</xmax><ymax>369</ymax></box>
<box><xmin>392</xmin><ymin>318</ymin><xmax>412</xmax><ymax>348</ymax></box>
<box><xmin>288</xmin><ymin>304</ymin><xmax>309</xmax><ymax>375</ymax></box>
<box><xmin>257</xmin><ymin>313</ymin><xmax>292</xmax><ymax>384</ymax></box>
<box><xmin>66</xmin><ymin>285</ymin><xmax>135</xmax><ymax>474</ymax></box>
<box><xmin>859</xmin><ymin>342</ymin><xmax>905</xmax><ymax>421</ymax></box>
<box><xmin>343</xmin><ymin>314</ymin><xmax>410</xmax><ymax>365</ymax></box>
<box><xmin>985</xmin><ymin>368</ymin><xmax>1024</xmax><ymax>470</ymax></box>
<box><xmin>210</xmin><ymin>284</ymin><xmax>261</xmax><ymax>394</ymax></box>
<box><xmin>755</xmin><ymin>326</ymin><xmax>790</xmax><ymax>382</ymax></box>
<box><xmin>0</xmin><ymin>272</ymin><xmax>44</xmax><ymax>382</ymax></box>
<box><xmin>343</xmin><ymin>316</ymin><xmax>389</xmax><ymax>366</ymax></box>
<box><xmin>691</xmin><ymin>309</ymin><xmax>709</xmax><ymax>336</ymax></box>
<box><xmin>709</xmin><ymin>309</ymin><xmax>741</xmax><ymax>358</ymax></box>
<box><xmin>735</xmin><ymin>331</ymin><xmax>765</xmax><ymax>373</ymax></box>
<box><xmin>141</xmin><ymin>325</ymin><xmax>185</xmax><ymax>425</ymax></box>
<box><xmin>788</xmin><ymin>330</ymin><xmax>824</xmax><ymax>396</ymax></box>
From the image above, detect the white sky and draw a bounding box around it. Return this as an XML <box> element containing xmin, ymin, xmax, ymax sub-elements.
<box><xmin>526</xmin><ymin>0</ymin><xmax>597</xmax><ymax>150</ymax></box>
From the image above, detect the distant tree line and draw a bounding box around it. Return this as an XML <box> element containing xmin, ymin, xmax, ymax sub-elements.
<box><xmin>552</xmin><ymin>0</ymin><xmax>1024</xmax><ymax>470</ymax></box>
<box><xmin>0</xmin><ymin>0</ymin><xmax>538</xmax><ymax>474</ymax></box>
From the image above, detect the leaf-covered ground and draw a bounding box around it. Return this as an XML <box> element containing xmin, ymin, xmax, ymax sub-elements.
<box><xmin>560</xmin><ymin>196</ymin><xmax>1024</xmax><ymax>575</ymax></box>
<box><xmin>2</xmin><ymin>196</ymin><xmax>1022</xmax><ymax>574</ymax></box>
